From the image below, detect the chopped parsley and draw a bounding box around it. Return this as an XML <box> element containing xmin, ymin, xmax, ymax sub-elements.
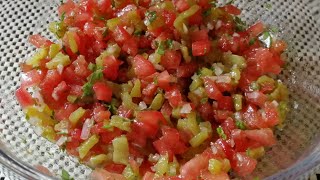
<box><xmin>249</xmin><ymin>38</ymin><xmax>256</xmax><ymax>46</ymax></box>
<box><xmin>82</xmin><ymin>69</ymin><xmax>103</xmax><ymax>97</ymax></box>
<box><xmin>145</xmin><ymin>11</ymin><xmax>157</xmax><ymax>25</ymax></box>
<box><xmin>60</xmin><ymin>12</ymin><xmax>66</xmax><ymax>22</ymax></box>
<box><xmin>166</xmin><ymin>39</ymin><xmax>173</xmax><ymax>49</ymax></box>
<box><xmin>88</xmin><ymin>62</ymin><xmax>96</xmax><ymax>71</ymax></box>
<box><xmin>61</xmin><ymin>169</ymin><xmax>74</xmax><ymax>180</ymax></box>
<box><xmin>234</xmin><ymin>17</ymin><xmax>247</xmax><ymax>32</ymax></box>
<box><xmin>156</xmin><ymin>41</ymin><xmax>165</xmax><ymax>55</ymax></box>
<box><xmin>133</xmin><ymin>30</ymin><xmax>143</xmax><ymax>36</ymax></box>
<box><xmin>246</xmin><ymin>148</ymin><xmax>251</xmax><ymax>156</ymax></box>
<box><xmin>217</xmin><ymin>127</ymin><xmax>227</xmax><ymax>140</ymax></box>
<box><xmin>202</xmin><ymin>9</ymin><xmax>211</xmax><ymax>17</ymax></box>
<box><xmin>235</xmin><ymin>120</ymin><xmax>246</xmax><ymax>130</ymax></box>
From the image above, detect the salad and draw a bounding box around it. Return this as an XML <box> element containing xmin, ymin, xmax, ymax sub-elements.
<box><xmin>16</xmin><ymin>0</ymin><xmax>289</xmax><ymax>179</ymax></box>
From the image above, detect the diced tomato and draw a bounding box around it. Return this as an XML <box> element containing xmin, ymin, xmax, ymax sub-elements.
<box><xmin>55</xmin><ymin>103</ymin><xmax>79</xmax><ymax>121</ymax></box>
<box><xmin>190</xmin><ymin>30</ymin><xmax>209</xmax><ymax>42</ymax></box>
<box><xmin>203</xmin><ymin>77</ymin><xmax>223</xmax><ymax>101</ymax></box>
<box><xmin>157</xmin><ymin>71</ymin><xmax>171</xmax><ymax>90</ymax></box>
<box><xmin>40</xmin><ymin>70</ymin><xmax>63</xmax><ymax>109</ymax></box>
<box><xmin>245</xmin><ymin>91</ymin><xmax>267</xmax><ymax>107</ymax></box>
<box><xmin>180</xmin><ymin>153</ymin><xmax>209</xmax><ymax>179</ymax></box>
<box><xmin>198</xmin><ymin>102</ymin><xmax>215</xmax><ymax>121</ymax></box>
<box><xmin>221</xmin><ymin>117</ymin><xmax>236</xmax><ymax>138</ymax></box>
<box><xmin>104</xmin><ymin>163</ymin><xmax>126</xmax><ymax>174</ymax></box>
<box><xmin>192</xmin><ymin>40</ymin><xmax>211</xmax><ymax>56</ymax></box>
<box><xmin>52</xmin><ymin>81</ymin><xmax>70</xmax><ymax>101</ymax></box>
<box><xmin>97</xmin><ymin>0</ymin><xmax>112</xmax><ymax>14</ymax></box>
<box><xmin>136</xmin><ymin>111</ymin><xmax>167</xmax><ymax>137</ymax></box>
<box><xmin>164</xmin><ymin>86</ymin><xmax>182</xmax><ymax>107</ymax></box>
<box><xmin>218</xmin><ymin>96</ymin><xmax>234</xmax><ymax>111</ymax></box>
<box><xmin>216</xmin><ymin>82</ymin><xmax>233</xmax><ymax>93</ymax></box>
<box><xmin>271</xmin><ymin>40</ymin><xmax>287</xmax><ymax>54</ymax></box>
<box><xmin>188</xmin><ymin>9</ymin><xmax>203</xmax><ymax>25</ymax></box>
<box><xmin>161</xmin><ymin>50</ymin><xmax>182</xmax><ymax>70</ymax></box>
<box><xmin>174</xmin><ymin>0</ymin><xmax>190</xmax><ymax>12</ymax></box>
<box><xmin>15</xmin><ymin>87</ymin><xmax>34</xmax><ymax>108</ymax></box>
<box><xmin>242</xmin><ymin>104</ymin><xmax>267</xmax><ymax>129</ymax></box>
<box><xmin>28</xmin><ymin>34</ymin><xmax>53</xmax><ymax>48</ymax></box>
<box><xmin>100</xmin><ymin>128</ymin><xmax>123</xmax><ymax>144</ymax></box>
<box><xmin>73</xmin><ymin>56</ymin><xmax>91</xmax><ymax>78</ymax></box>
<box><xmin>58</xmin><ymin>0</ymin><xmax>76</xmax><ymax>16</ymax></box>
<box><xmin>66</xmin><ymin>141</ymin><xmax>80</xmax><ymax>156</ymax></box>
<box><xmin>103</xmin><ymin>56</ymin><xmax>122</xmax><ymax>81</ymax></box>
<box><xmin>153</xmin><ymin>126</ymin><xmax>188</xmax><ymax>159</ymax></box>
<box><xmin>142</xmin><ymin>83</ymin><xmax>158</xmax><ymax>97</ymax></box>
<box><xmin>21</xmin><ymin>69</ymin><xmax>44</xmax><ymax>88</ymax></box>
<box><xmin>93</xmin><ymin>105</ymin><xmax>111</xmax><ymax>122</ymax></box>
<box><xmin>113</xmin><ymin>26</ymin><xmax>131</xmax><ymax>45</ymax></box>
<box><xmin>117</xmin><ymin>105</ymin><xmax>134</xmax><ymax>119</ymax></box>
<box><xmin>142</xmin><ymin>171</ymin><xmax>155</xmax><ymax>180</ymax></box>
<box><xmin>93</xmin><ymin>82</ymin><xmax>112</xmax><ymax>102</ymax></box>
<box><xmin>176</xmin><ymin>62</ymin><xmax>198</xmax><ymax>78</ymax></box>
<box><xmin>162</xmin><ymin>10</ymin><xmax>176</xmax><ymax>26</ymax></box>
<box><xmin>132</xmin><ymin>55</ymin><xmax>156</xmax><ymax>78</ymax></box>
<box><xmin>214</xmin><ymin>110</ymin><xmax>233</xmax><ymax>123</ymax></box>
<box><xmin>222</xmin><ymin>5</ymin><xmax>241</xmax><ymax>15</ymax></box>
<box><xmin>244</xmin><ymin>128</ymin><xmax>276</xmax><ymax>147</ymax></box>
<box><xmin>200</xmin><ymin>171</ymin><xmax>230</xmax><ymax>180</ymax></box>
<box><xmin>122</xmin><ymin>37</ymin><xmax>139</xmax><ymax>56</ymax></box>
<box><xmin>62</xmin><ymin>66</ymin><xmax>84</xmax><ymax>85</ymax></box>
<box><xmin>263</xmin><ymin>102</ymin><xmax>280</xmax><ymax>127</ymax></box>
<box><xmin>247</xmin><ymin>22</ymin><xmax>265</xmax><ymax>37</ymax></box>
<box><xmin>233</xmin><ymin>152</ymin><xmax>257</xmax><ymax>176</ymax></box>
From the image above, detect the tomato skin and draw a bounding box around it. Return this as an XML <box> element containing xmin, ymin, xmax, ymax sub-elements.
<box><xmin>192</xmin><ymin>40</ymin><xmax>211</xmax><ymax>56</ymax></box>
<box><xmin>133</xmin><ymin>55</ymin><xmax>156</xmax><ymax>78</ymax></box>
<box><xmin>136</xmin><ymin>111</ymin><xmax>166</xmax><ymax>137</ymax></box>
<box><xmin>93</xmin><ymin>82</ymin><xmax>112</xmax><ymax>102</ymax></box>
<box><xmin>161</xmin><ymin>50</ymin><xmax>182</xmax><ymax>70</ymax></box>
<box><xmin>16</xmin><ymin>87</ymin><xmax>34</xmax><ymax>108</ymax></box>
<box><xmin>201</xmin><ymin>171</ymin><xmax>230</xmax><ymax>180</ymax></box>
<box><xmin>218</xmin><ymin>96</ymin><xmax>234</xmax><ymax>111</ymax></box>
<box><xmin>203</xmin><ymin>77</ymin><xmax>223</xmax><ymax>101</ymax></box>
<box><xmin>28</xmin><ymin>34</ymin><xmax>53</xmax><ymax>48</ymax></box>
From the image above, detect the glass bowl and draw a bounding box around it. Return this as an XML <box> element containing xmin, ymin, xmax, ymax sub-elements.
<box><xmin>0</xmin><ymin>0</ymin><xmax>319</xmax><ymax>179</ymax></box>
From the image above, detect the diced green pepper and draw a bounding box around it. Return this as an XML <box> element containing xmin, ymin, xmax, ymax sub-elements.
<box><xmin>49</xmin><ymin>44</ymin><xmax>61</xmax><ymax>59</ymax></box>
<box><xmin>46</xmin><ymin>52</ymin><xmax>71</xmax><ymax>69</ymax></box>
<box><xmin>79</xmin><ymin>135</ymin><xmax>99</xmax><ymax>159</ymax></box>
<box><xmin>110</xmin><ymin>115</ymin><xmax>131</xmax><ymax>132</ymax></box>
<box><xmin>200</xmin><ymin>67</ymin><xmax>213</xmax><ymax>76</ymax></box>
<box><xmin>155</xmin><ymin>154</ymin><xmax>169</xmax><ymax>176</ymax></box>
<box><xmin>189</xmin><ymin>130</ymin><xmax>209</xmax><ymax>147</ymax></box>
<box><xmin>95</xmin><ymin>44</ymin><xmax>121</xmax><ymax>66</ymax></box>
<box><xmin>69</xmin><ymin>107</ymin><xmax>86</xmax><ymax>126</ymax></box>
<box><xmin>232</xmin><ymin>94</ymin><xmax>243</xmax><ymax>111</ymax></box>
<box><xmin>269</xmin><ymin>81</ymin><xmax>289</xmax><ymax>101</ymax></box>
<box><xmin>112</xmin><ymin>136</ymin><xmax>129</xmax><ymax>165</ymax></box>
<box><xmin>121</xmin><ymin>92</ymin><xmax>137</xmax><ymax>110</ymax></box>
<box><xmin>67</xmin><ymin>95</ymin><xmax>78</xmax><ymax>103</ymax></box>
<box><xmin>66</xmin><ymin>31</ymin><xmax>78</xmax><ymax>53</ymax></box>
<box><xmin>223</xmin><ymin>54</ymin><xmax>247</xmax><ymax>69</ymax></box>
<box><xmin>177</xmin><ymin>112</ymin><xmax>200</xmax><ymax>136</ymax></box>
<box><xmin>26</xmin><ymin>48</ymin><xmax>48</xmax><ymax>67</ymax></box>
<box><xmin>181</xmin><ymin>45</ymin><xmax>191</xmax><ymax>63</ymax></box>
<box><xmin>208</xmin><ymin>159</ymin><xmax>222</xmax><ymax>175</ymax></box>
<box><xmin>123</xmin><ymin>166</ymin><xmax>139</xmax><ymax>180</ymax></box>
<box><xmin>107</xmin><ymin>17</ymin><xmax>121</xmax><ymax>31</ymax></box>
<box><xmin>174</xmin><ymin>5</ymin><xmax>200</xmax><ymax>34</ymax></box>
<box><xmin>189</xmin><ymin>77</ymin><xmax>203</xmax><ymax>91</ymax></box>
<box><xmin>150</xmin><ymin>93</ymin><xmax>165</xmax><ymax>110</ymax></box>
<box><xmin>89</xmin><ymin>154</ymin><xmax>112</xmax><ymax>167</ymax></box>
<box><xmin>48</xmin><ymin>21</ymin><xmax>67</xmax><ymax>38</ymax></box>
<box><xmin>130</xmin><ymin>79</ymin><xmax>141</xmax><ymax>98</ymax></box>
<box><xmin>246</xmin><ymin>147</ymin><xmax>265</xmax><ymax>159</ymax></box>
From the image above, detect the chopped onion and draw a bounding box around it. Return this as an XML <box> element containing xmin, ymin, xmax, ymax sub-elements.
<box><xmin>271</xmin><ymin>100</ymin><xmax>279</xmax><ymax>107</ymax></box>
<box><xmin>148</xmin><ymin>153</ymin><xmax>160</xmax><ymax>163</ymax></box>
<box><xmin>207</xmin><ymin>22</ymin><xmax>214</xmax><ymax>30</ymax></box>
<box><xmin>210</xmin><ymin>142</ymin><xmax>218</xmax><ymax>154</ymax></box>
<box><xmin>234</xmin><ymin>112</ymin><xmax>242</xmax><ymax>121</ymax></box>
<box><xmin>136</xmin><ymin>158</ymin><xmax>144</xmax><ymax>166</ymax></box>
<box><xmin>216</xmin><ymin>75</ymin><xmax>232</xmax><ymax>83</ymax></box>
<box><xmin>56</xmin><ymin>136</ymin><xmax>68</xmax><ymax>146</ymax></box>
<box><xmin>215</xmin><ymin>20</ymin><xmax>222</xmax><ymax>30</ymax></box>
<box><xmin>34</xmin><ymin>126</ymin><xmax>43</xmax><ymax>136</ymax></box>
<box><xmin>233</xmin><ymin>33</ymin><xmax>240</xmax><ymax>37</ymax></box>
<box><xmin>138</xmin><ymin>101</ymin><xmax>147</xmax><ymax>110</ymax></box>
<box><xmin>180</xmin><ymin>103</ymin><xmax>192</xmax><ymax>114</ymax></box>
<box><xmin>57</xmin><ymin>64</ymin><xmax>64</xmax><ymax>74</ymax></box>
<box><xmin>212</xmin><ymin>63</ymin><xmax>224</xmax><ymax>76</ymax></box>
<box><xmin>236</xmin><ymin>153</ymin><xmax>244</xmax><ymax>161</ymax></box>
<box><xmin>154</xmin><ymin>64</ymin><xmax>164</xmax><ymax>71</ymax></box>
<box><xmin>124</xmin><ymin>26</ymin><xmax>134</xmax><ymax>35</ymax></box>
<box><xmin>246</xmin><ymin>91</ymin><xmax>260</xmax><ymax>100</ymax></box>
<box><xmin>80</xmin><ymin>118</ymin><xmax>94</xmax><ymax>140</ymax></box>
<box><xmin>116</xmin><ymin>4</ymin><xmax>137</xmax><ymax>17</ymax></box>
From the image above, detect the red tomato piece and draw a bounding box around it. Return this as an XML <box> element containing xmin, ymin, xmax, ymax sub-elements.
<box><xmin>192</xmin><ymin>40</ymin><xmax>211</xmax><ymax>56</ymax></box>
<box><xmin>103</xmin><ymin>56</ymin><xmax>122</xmax><ymax>81</ymax></box>
<box><xmin>190</xmin><ymin>29</ymin><xmax>209</xmax><ymax>42</ymax></box>
<box><xmin>157</xmin><ymin>70</ymin><xmax>171</xmax><ymax>90</ymax></box>
<box><xmin>55</xmin><ymin>103</ymin><xmax>79</xmax><ymax>121</ymax></box>
<box><xmin>93</xmin><ymin>82</ymin><xmax>113</xmax><ymax>102</ymax></box>
<box><xmin>233</xmin><ymin>152</ymin><xmax>257</xmax><ymax>177</ymax></box>
<box><xmin>218</xmin><ymin>96</ymin><xmax>234</xmax><ymax>111</ymax></box>
<box><xmin>100</xmin><ymin>128</ymin><xmax>123</xmax><ymax>144</ymax></box>
<box><xmin>245</xmin><ymin>91</ymin><xmax>267</xmax><ymax>107</ymax></box>
<box><xmin>188</xmin><ymin>9</ymin><xmax>203</xmax><ymax>25</ymax></box>
<box><xmin>161</xmin><ymin>50</ymin><xmax>182</xmax><ymax>70</ymax></box>
<box><xmin>180</xmin><ymin>153</ymin><xmax>209</xmax><ymax>179</ymax></box>
<box><xmin>162</xmin><ymin>10</ymin><xmax>176</xmax><ymax>27</ymax></box>
<box><xmin>176</xmin><ymin>61</ymin><xmax>198</xmax><ymax>78</ymax></box>
<box><xmin>28</xmin><ymin>34</ymin><xmax>53</xmax><ymax>48</ymax></box>
<box><xmin>164</xmin><ymin>86</ymin><xmax>182</xmax><ymax>107</ymax></box>
<box><xmin>247</xmin><ymin>22</ymin><xmax>265</xmax><ymax>37</ymax></box>
<box><xmin>15</xmin><ymin>87</ymin><xmax>34</xmax><ymax>108</ymax></box>
<box><xmin>244</xmin><ymin>128</ymin><xmax>276</xmax><ymax>147</ymax></box>
<box><xmin>21</xmin><ymin>69</ymin><xmax>44</xmax><ymax>88</ymax></box>
<box><xmin>198</xmin><ymin>102</ymin><xmax>215</xmax><ymax>121</ymax></box>
<box><xmin>122</xmin><ymin>37</ymin><xmax>139</xmax><ymax>56</ymax></box>
<box><xmin>203</xmin><ymin>77</ymin><xmax>223</xmax><ymax>101</ymax></box>
<box><xmin>222</xmin><ymin>5</ymin><xmax>241</xmax><ymax>15</ymax></box>
<box><xmin>113</xmin><ymin>26</ymin><xmax>131</xmax><ymax>45</ymax></box>
<box><xmin>52</xmin><ymin>81</ymin><xmax>70</xmax><ymax>101</ymax></box>
<box><xmin>132</xmin><ymin>55</ymin><xmax>156</xmax><ymax>78</ymax></box>
<box><xmin>174</xmin><ymin>0</ymin><xmax>190</xmax><ymax>12</ymax></box>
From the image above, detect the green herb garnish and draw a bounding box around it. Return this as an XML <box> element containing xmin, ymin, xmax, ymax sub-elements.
<box><xmin>249</xmin><ymin>38</ymin><xmax>256</xmax><ymax>46</ymax></box>
<box><xmin>235</xmin><ymin>120</ymin><xmax>246</xmax><ymax>130</ymax></box>
<box><xmin>145</xmin><ymin>11</ymin><xmax>157</xmax><ymax>25</ymax></box>
<box><xmin>156</xmin><ymin>41</ymin><xmax>165</xmax><ymax>55</ymax></box>
<box><xmin>234</xmin><ymin>17</ymin><xmax>247</xmax><ymax>32</ymax></box>
<box><xmin>202</xmin><ymin>9</ymin><xmax>211</xmax><ymax>17</ymax></box>
<box><xmin>61</xmin><ymin>169</ymin><xmax>74</xmax><ymax>180</ymax></box>
<box><xmin>217</xmin><ymin>127</ymin><xmax>227</xmax><ymax>140</ymax></box>
<box><xmin>82</xmin><ymin>69</ymin><xmax>103</xmax><ymax>97</ymax></box>
<box><xmin>166</xmin><ymin>39</ymin><xmax>173</xmax><ymax>49</ymax></box>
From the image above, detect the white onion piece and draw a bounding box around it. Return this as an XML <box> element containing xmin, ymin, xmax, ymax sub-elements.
<box><xmin>216</xmin><ymin>75</ymin><xmax>232</xmax><ymax>84</ymax></box>
<box><xmin>207</xmin><ymin>22</ymin><xmax>214</xmax><ymax>30</ymax></box>
<box><xmin>271</xmin><ymin>100</ymin><xmax>279</xmax><ymax>107</ymax></box>
<box><xmin>80</xmin><ymin>118</ymin><xmax>94</xmax><ymax>140</ymax></box>
<box><xmin>139</xmin><ymin>101</ymin><xmax>147</xmax><ymax>110</ymax></box>
<box><xmin>215</xmin><ymin>20</ymin><xmax>222</xmax><ymax>30</ymax></box>
<box><xmin>56</xmin><ymin>136</ymin><xmax>68</xmax><ymax>146</ymax></box>
<box><xmin>246</xmin><ymin>91</ymin><xmax>260</xmax><ymax>100</ymax></box>
<box><xmin>57</xmin><ymin>64</ymin><xmax>64</xmax><ymax>75</ymax></box>
<box><xmin>180</xmin><ymin>103</ymin><xmax>192</xmax><ymax>114</ymax></box>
